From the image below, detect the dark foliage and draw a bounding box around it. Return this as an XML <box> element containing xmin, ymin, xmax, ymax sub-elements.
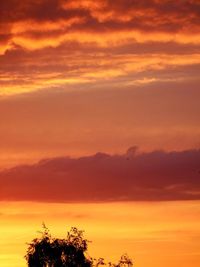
<box><xmin>25</xmin><ymin>224</ymin><xmax>133</xmax><ymax>267</ymax></box>
<box><xmin>26</xmin><ymin>224</ymin><xmax>92</xmax><ymax>267</ymax></box>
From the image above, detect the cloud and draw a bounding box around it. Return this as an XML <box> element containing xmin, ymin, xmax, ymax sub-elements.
<box><xmin>0</xmin><ymin>148</ymin><xmax>200</xmax><ymax>202</ymax></box>
<box><xmin>1</xmin><ymin>41</ymin><xmax>200</xmax><ymax>96</ymax></box>
<box><xmin>0</xmin><ymin>0</ymin><xmax>200</xmax><ymax>96</ymax></box>
<box><xmin>0</xmin><ymin>0</ymin><xmax>200</xmax><ymax>55</ymax></box>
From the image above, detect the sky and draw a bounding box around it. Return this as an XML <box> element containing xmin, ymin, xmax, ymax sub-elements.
<box><xmin>0</xmin><ymin>201</ymin><xmax>200</xmax><ymax>267</ymax></box>
<box><xmin>0</xmin><ymin>0</ymin><xmax>200</xmax><ymax>266</ymax></box>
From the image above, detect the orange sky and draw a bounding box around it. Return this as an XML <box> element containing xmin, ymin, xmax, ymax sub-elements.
<box><xmin>0</xmin><ymin>1</ymin><xmax>200</xmax><ymax>266</ymax></box>
<box><xmin>0</xmin><ymin>201</ymin><xmax>200</xmax><ymax>267</ymax></box>
<box><xmin>0</xmin><ymin>0</ymin><xmax>200</xmax><ymax>167</ymax></box>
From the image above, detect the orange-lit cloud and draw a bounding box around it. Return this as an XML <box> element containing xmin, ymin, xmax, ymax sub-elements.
<box><xmin>1</xmin><ymin>48</ymin><xmax>200</xmax><ymax>96</ymax></box>
<box><xmin>1</xmin><ymin>0</ymin><xmax>200</xmax><ymax>55</ymax></box>
<box><xmin>0</xmin><ymin>0</ymin><xmax>200</xmax><ymax>97</ymax></box>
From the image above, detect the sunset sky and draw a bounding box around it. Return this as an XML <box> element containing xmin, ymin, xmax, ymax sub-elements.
<box><xmin>0</xmin><ymin>0</ymin><xmax>200</xmax><ymax>266</ymax></box>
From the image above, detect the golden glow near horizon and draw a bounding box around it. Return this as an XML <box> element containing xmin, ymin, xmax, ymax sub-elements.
<box><xmin>0</xmin><ymin>201</ymin><xmax>200</xmax><ymax>267</ymax></box>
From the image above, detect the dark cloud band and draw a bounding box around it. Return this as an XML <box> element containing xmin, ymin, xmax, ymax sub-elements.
<box><xmin>0</xmin><ymin>148</ymin><xmax>200</xmax><ymax>202</ymax></box>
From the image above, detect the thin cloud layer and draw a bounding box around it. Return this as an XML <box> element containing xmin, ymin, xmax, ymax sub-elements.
<box><xmin>0</xmin><ymin>0</ymin><xmax>200</xmax><ymax>95</ymax></box>
<box><xmin>1</xmin><ymin>47</ymin><xmax>200</xmax><ymax>95</ymax></box>
<box><xmin>1</xmin><ymin>148</ymin><xmax>200</xmax><ymax>202</ymax></box>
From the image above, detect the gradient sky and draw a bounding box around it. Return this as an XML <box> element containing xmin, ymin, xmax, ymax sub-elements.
<box><xmin>0</xmin><ymin>0</ymin><xmax>200</xmax><ymax>266</ymax></box>
<box><xmin>0</xmin><ymin>0</ymin><xmax>200</xmax><ymax>167</ymax></box>
<box><xmin>1</xmin><ymin>201</ymin><xmax>200</xmax><ymax>267</ymax></box>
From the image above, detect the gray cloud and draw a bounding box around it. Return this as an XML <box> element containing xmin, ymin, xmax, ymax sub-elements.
<box><xmin>0</xmin><ymin>148</ymin><xmax>200</xmax><ymax>202</ymax></box>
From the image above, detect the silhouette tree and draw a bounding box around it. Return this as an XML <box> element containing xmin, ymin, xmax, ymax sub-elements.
<box><xmin>25</xmin><ymin>224</ymin><xmax>92</xmax><ymax>267</ymax></box>
<box><xmin>94</xmin><ymin>254</ymin><xmax>133</xmax><ymax>267</ymax></box>
<box><xmin>25</xmin><ymin>225</ymin><xmax>133</xmax><ymax>267</ymax></box>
